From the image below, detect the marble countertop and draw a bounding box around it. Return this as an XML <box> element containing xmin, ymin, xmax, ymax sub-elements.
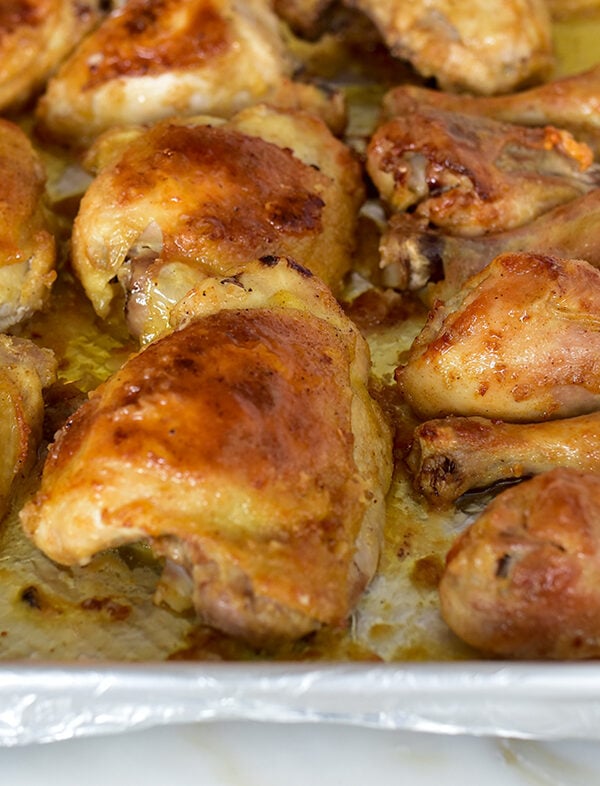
<box><xmin>2</xmin><ymin>721</ymin><xmax>600</xmax><ymax>786</ymax></box>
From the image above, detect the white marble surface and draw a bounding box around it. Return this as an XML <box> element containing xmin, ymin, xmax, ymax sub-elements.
<box><xmin>2</xmin><ymin>722</ymin><xmax>600</xmax><ymax>785</ymax></box>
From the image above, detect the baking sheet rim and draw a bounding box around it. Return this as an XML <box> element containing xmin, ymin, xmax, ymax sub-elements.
<box><xmin>2</xmin><ymin>660</ymin><xmax>600</xmax><ymax>745</ymax></box>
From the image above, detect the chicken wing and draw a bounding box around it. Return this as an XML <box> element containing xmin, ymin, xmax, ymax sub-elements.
<box><xmin>367</xmin><ymin>101</ymin><xmax>599</xmax><ymax>237</ymax></box>
<box><xmin>71</xmin><ymin>105</ymin><xmax>364</xmax><ymax>343</ymax></box>
<box><xmin>406</xmin><ymin>412</ymin><xmax>600</xmax><ymax>506</ymax></box>
<box><xmin>382</xmin><ymin>69</ymin><xmax>600</xmax><ymax>159</ymax></box>
<box><xmin>35</xmin><ymin>0</ymin><xmax>343</xmax><ymax>149</ymax></box>
<box><xmin>398</xmin><ymin>253</ymin><xmax>600</xmax><ymax>422</ymax></box>
<box><xmin>0</xmin><ymin>335</ymin><xmax>56</xmax><ymax>521</ymax></box>
<box><xmin>378</xmin><ymin>189</ymin><xmax>600</xmax><ymax>294</ymax></box>
<box><xmin>345</xmin><ymin>0</ymin><xmax>553</xmax><ymax>94</ymax></box>
<box><xmin>0</xmin><ymin>118</ymin><xmax>56</xmax><ymax>331</ymax></box>
<box><xmin>439</xmin><ymin>467</ymin><xmax>600</xmax><ymax>659</ymax></box>
<box><xmin>0</xmin><ymin>0</ymin><xmax>102</xmax><ymax>113</ymax></box>
<box><xmin>20</xmin><ymin>257</ymin><xmax>393</xmax><ymax>644</ymax></box>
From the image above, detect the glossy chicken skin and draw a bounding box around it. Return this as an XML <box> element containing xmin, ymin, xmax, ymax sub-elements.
<box><xmin>0</xmin><ymin>0</ymin><xmax>102</xmax><ymax>112</ymax></box>
<box><xmin>398</xmin><ymin>253</ymin><xmax>600</xmax><ymax>423</ymax></box>
<box><xmin>35</xmin><ymin>0</ymin><xmax>300</xmax><ymax>148</ymax></box>
<box><xmin>440</xmin><ymin>468</ymin><xmax>600</xmax><ymax>659</ymax></box>
<box><xmin>379</xmin><ymin>189</ymin><xmax>600</xmax><ymax>294</ymax></box>
<box><xmin>382</xmin><ymin>69</ymin><xmax>600</xmax><ymax>160</ymax></box>
<box><xmin>0</xmin><ymin>335</ymin><xmax>56</xmax><ymax>521</ymax></box>
<box><xmin>20</xmin><ymin>258</ymin><xmax>393</xmax><ymax>644</ymax></box>
<box><xmin>367</xmin><ymin>101</ymin><xmax>599</xmax><ymax>237</ymax></box>
<box><xmin>0</xmin><ymin>118</ymin><xmax>56</xmax><ymax>331</ymax></box>
<box><xmin>346</xmin><ymin>0</ymin><xmax>553</xmax><ymax>94</ymax></box>
<box><xmin>71</xmin><ymin>105</ymin><xmax>364</xmax><ymax>342</ymax></box>
<box><xmin>407</xmin><ymin>411</ymin><xmax>600</xmax><ymax>506</ymax></box>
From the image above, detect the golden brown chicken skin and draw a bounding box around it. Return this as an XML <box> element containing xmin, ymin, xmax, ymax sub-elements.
<box><xmin>440</xmin><ymin>467</ymin><xmax>600</xmax><ymax>659</ymax></box>
<box><xmin>34</xmin><ymin>0</ymin><xmax>327</xmax><ymax>149</ymax></box>
<box><xmin>0</xmin><ymin>335</ymin><xmax>56</xmax><ymax>521</ymax></box>
<box><xmin>0</xmin><ymin>118</ymin><xmax>56</xmax><ymax>331</ymax></box>
<box><xmin>346</xmin><ymin>0</ymin><xmax>553</xmax><ymax>95</ymax></box>
<box><xmin>398</xmin><ymin>253</ymin><xmax>600</xmax><ymax>423</ymax></box>
<box><xmin>0</xmin><ymin>0</ymin><xmax>102</xmax><ymax>113</ymax></box>
<box><xmin>367</xmin><ymin>101</ymin><xmax>599</xmax><ymax>238</ymax></box>
<box><xmin>71</xmin><ymin>105</ymin><xmax>364</xmax><ymax>342</ymax></box>
<box><xmin>20</xmin><ymin>258</ymin><xmax>393</xmax><ymax>644</ymax></box>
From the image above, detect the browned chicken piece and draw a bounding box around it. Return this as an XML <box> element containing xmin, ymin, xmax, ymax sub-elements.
<box><xmin>439</xmin><ymin>467</ymin><xmax>600</xmax><ymax>659</ymax></box>
<box><xmin>366</xmin><ymin>101</ymin><xmax>599</xmax><ymax>238</ymax></box>
<box><xmin>0</xmin><ymin>118</ymin><xmax>56</xmax><ymax>331</ymax></box>
<box><xmin>382</xmin><ymin>69</ymin><xmax>600</xmax><ymax>160</ymax></box>
<box><xmin>35</xmin><ymin>0</ymin><xmax>345</xmax><ymax>149</ymax></box>
<box><xmin>71</xmin><ymin>105</ymin><xmax>365</xmax><ymax>343</ymax></box>
<box><xmin>345</xmin><ymin>0</ymin><xmax>553</xmax><ymax>95</ymax></box>
<box><xmin>20</xmin><ymin>257</ymin><xmax>393</xmax><ymax>645</ymax></box>
<box><xmin>406</xmin><ymin>412</ymin><xmax>600</xmax><ymax>506</ymax></box>
<box><xmin>398</xmin><ymin>253</ymin><xmax>600</xmax><ymax>423</ymax></box>
<box><xmin>379</xmin><ymin>189</ymin><xmax>600</xmax><ymax>293</ymax></box>
<box><xmin>0</xmin><ymin>0</ymin><xmax>102</xmax><ymax>113</ymax></box>
<box><xmin>0</xmin><ymin>335</ymin><xmax>56</xmax><ymax>521</ymax></box>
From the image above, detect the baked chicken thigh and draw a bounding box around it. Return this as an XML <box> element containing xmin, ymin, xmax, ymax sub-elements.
<box><xmin>0</xmin><ymin>118</ymin><xmax>56</xmax><ymax>331</ymax></box>
<box><xmin>35</xmin><ymin>0</ymin><xmax>341</xmax><ymax>149</ymax></box>
<box><xmin>71</xmin><ymin>105</ymin><xmax>364</xmax><ymax>343</ymax></box>
<box><xmin>398</xmin><ymin>253</ymin><xmax>600</xmax><ymax>422</ymax></box>
<box><xmin>440</xmin><ymin>467</ymin><xmax>600</xmax><ymax>659</ymax></box>
<box><xmin>21</xmin><ymin>257</ymin><xmax>393</xmax><ymax>644</ymax></box>
<box><xmin>0</xmin><ymin>0</ymin><xmax>102</xmax><ymax>113</ymax></box>
<box><xmin>345</xmin><ymin>0</ymin><xmax>553</xmax><ymax>94</ymax></box>
<box><xmin>0</xmin><ymin>335</ymin><xmax>56</xmax><ymax>521</ymax></box>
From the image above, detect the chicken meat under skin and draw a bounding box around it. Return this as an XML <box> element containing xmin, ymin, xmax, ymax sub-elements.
<box><xmin>346</xmin><ymin>0</ymin><xmax>553</xmax><ymax>95</ymax></box>
<box><xmin>367</xmin><ymin>100</ymin><xmax>599</xmax><ymax>238</ymax></box>
<box><xmin>0</xmin><ymin>118</ymin><xmax>56</xmax><ymax>331</ymax></box>
<box><xmin>34</xmin><ymin>0</ymin><xmax>345</xmax><ymax>150</ymax></box>
<box><xmin>0</xmin><ymin>0</ymin><xmax>102</xmax><ymax>113</ymax></box>
<box><xmin>20</xmin><ymin>257</ymin><xmax>393</xmax><ymax>645</ymax></box>
<box><xmin>440</xmin><ymin>468</ymin><xmax>600</xmax><ymax>659</ymax></box>
<box><xmin>398</xmin><ymin>253</ymin><xmax>600</xmax><ymax>423</ymax></box>
<box><xmin>71</xmin><ymin>105</ymin><xmax>365</xmax><ymax>344</ymax></box>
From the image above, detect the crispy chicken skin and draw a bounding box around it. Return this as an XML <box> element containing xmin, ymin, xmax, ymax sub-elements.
<box><xmin>398</xmin><ymin>253</ymin><xmax>600</xmax><ymax>423</ymax></box>
<box><xmin>34</xmin><ymin>0</ymin><xmax>331</xmax><ymax>149</ymax></box>
<box><xmin>406</xmin><ymin>412</ymin><xmax>600</xmax><ymax>506</ymax></box>
<box><xmin>0</xmin><ymin>118</ymin><xmax>56</xmax><ymax>331</ymax></box>
<box><xmin>0</xmin><ymin>0</ymin><xmax>102</xmax><ymax>113</ymax></box>
<box><xmin>71</xmin><ymin>105</ymin><xmax>364</xmax><ymax>342</ymax></box>
<box><xmin>382</xmin><ymin>70</ymin><xmax>600</xmax><ymax>160</ymax></box>
<box><xmin>367</xmin><ymin>101</ymin><xmax>599</xmax><ymax>238</ymax></box>
<box><xmin>0</xmin><ymin>335</ymin><xmax>56</xmax><ymax>521</ymax></box>
<box><xmin>345</xmin><ymin>0</ymin><xmax>553</xmax><ymax>95</ymax></box>
<box><xmin>20</xmin><ymin>258</ymin><xmax>393</xmax><ymax>644</ymax></box>
<box><xmin>440</xmin><ymin>468</ymin><xmax>600</xmax><ymax>659</ymax></box>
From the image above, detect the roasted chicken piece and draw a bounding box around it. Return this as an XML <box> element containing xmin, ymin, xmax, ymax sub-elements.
<box><xmin>0</xmin><ymin>118</ymin><xmax>56</xmax><ymax>331</ymax></box>
<box><xmin>35</xmin><ymin>0</ymin><xmax>344</xmax><ymax>149</ymax></box>
<box><xmin>345</xmin><ymin>0</ymin><xmax>553</xmax><ymax>94</ymax></box>
<box><xmin>440</xmin><ymin>468</ymin><xmax>600</xmax><ymax>659</ymax></box>
<box><xmin>0</xmin><ymin>335</ymin><xmax>56</xmax><ymax>521</ymax></box>
<box><xmin>20</xmin><ymin>257</ymin><xmax>393</xmax><ymax>644</ymax></box>
<box><xmin>398</xmin><ymin>253</ymin><xmax>600</xmax><ymax>423</ymax></box>
<box><xmin>379</xmin><ymin>189</ymin><xmax>600</xmax><ymax>293</ymax></box>
<box><xmin>71</xmin><ymin>105</ymin><xmax>364</xmax><ymax>343</ymax></box>
<box><xmin>407</xmin><ymin>412</ymin><xmax>600</xmax><ymax>506</ymax></box>
<box><xmin>382</xmin><ymin>69</ymin><xmax>600</xmax><ymax>160</ymax></box>
<box><xmin>367</xmin><ymin>101</ymin><xmax>600</xmax><ymax>237</ymax></box>
<box><xmin>0</xmin><ymin>0</ymin><xmax>102</xmax><ymax>113</ymax></box>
